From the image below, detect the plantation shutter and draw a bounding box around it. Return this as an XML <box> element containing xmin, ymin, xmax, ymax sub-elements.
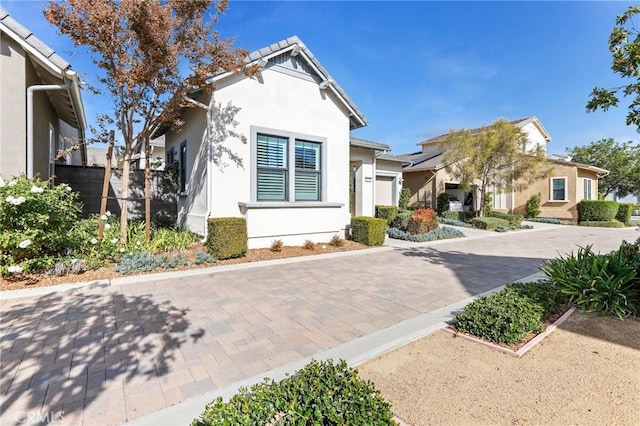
<box><xmin>294</xmin><ymin>140</ymin><xmax>321</xmax><ymax>201</ymax></box>
<box><xmin>257</xmin><ymin>134</ymin><xmax>288</xmax><ymax>201</ymax></box>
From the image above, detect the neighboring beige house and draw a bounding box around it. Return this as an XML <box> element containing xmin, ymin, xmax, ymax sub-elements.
<box><xmin>510</xmin><ymin>157</ymin><xmax>607</xmax><ymax>220</ymax></box>
<box><xmin>157</xmin><ymin>36</ymin><xmax>375</xmax><ymax>248</ymax></box>
<box><xmin>402</xmin><ymin>117</ymin><xmax>607</xmax><ymax>220</ymax></box>
<box><xmin>349</xmin><ymin>137</ymin><xmax>405</xmax><ymax>217</ymax></box>
<box><xmin>0</xmin><ymin>8</ymin><xmax>86</xmax><ymax>180</ymax></box>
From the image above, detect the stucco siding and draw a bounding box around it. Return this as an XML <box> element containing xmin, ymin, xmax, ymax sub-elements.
<box><xmin>167</xmin><ymin>65</ymin><xmax>353</xmax><ymax>247</ymax></box>
<box><xmin>350</xmin><ymin>147</ymin><xmax>375</xmax><ymax>216</ymax></box>
<box><xmin>512</xmin><ymin>163</ymin><xmax>598</xmax><ymax>220</ymax></box>
<box><xmin>0</xmin><ymin>33</ymin><xmax>60</xmax><ymax>180</ymax></box>
<box><xmin>0</xmin><ymin>33</ymin><xmax>26</xmax><ymax>178</ymax></box>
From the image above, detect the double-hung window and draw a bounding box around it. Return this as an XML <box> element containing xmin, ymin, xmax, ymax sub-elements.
<box><xmin>294</xmin><ymin>140</ymin><xmax>321</xmax><ymax>201</ymax></box>
<box><xmin>257</xmin><ymin>134</ymin><xmax>288</xmax><ymax>201</ymax></box>
<box><xmin>550</xmin><ymin>177</ymin><xmax>567</xmax><ymax>201</ymax></box>
<box><xmin>583</xmin><ymin>178</ymin><xmax>592</xmax><ymax>200</ymax></box>
<box><xmin>255</xmin><ymin>130</ymin><xmax>323</xmax><ymax>202</ymax></box>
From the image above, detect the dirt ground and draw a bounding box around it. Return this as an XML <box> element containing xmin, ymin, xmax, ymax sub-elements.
<box><xmin>358</xmin><ymin>312</ymin><xmax>640</xmax><ymax>426</ymax></box>
<box><xmin>0</xmin><ymin>240</ymin><xmax>368</xmax><ymax>291</ymax></box>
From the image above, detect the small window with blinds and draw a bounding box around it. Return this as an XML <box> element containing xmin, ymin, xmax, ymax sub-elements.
<box><xmin>257</xmin><ymin>134</ymin><xmax>288</xmax><ymax>201</ymax></box>
<box><xmin>294</xmin><ymin>140</ymin><xmax>321</xmax><ymax>201</ymax></box>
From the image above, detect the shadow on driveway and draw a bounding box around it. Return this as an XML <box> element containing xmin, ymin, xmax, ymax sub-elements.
<box><xmin>0</xmin><ymin>291</ymin><xmax>202</xmax><ymax>425</ymax></box>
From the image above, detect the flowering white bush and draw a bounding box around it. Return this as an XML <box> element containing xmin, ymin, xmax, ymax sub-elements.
<box><xmin>0</xmin><ymin>175</ymin><xmax>81</xmax><ymax>276</ymax></box>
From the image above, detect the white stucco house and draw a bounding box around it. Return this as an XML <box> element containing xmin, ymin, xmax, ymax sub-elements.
<box><xmin>0</xmin><ymin>8</ymin><xmax>87</xmax><ymax>180</ymax></box>
<box><xmin>160</xmin><ymin>36</ymin><xmax>401</xmax><ymax>248</ymax></box>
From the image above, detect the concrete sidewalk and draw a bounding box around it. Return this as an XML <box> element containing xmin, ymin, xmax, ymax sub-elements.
<box><xmin>0</xmin><ymin>224</ymin><xmax>636</xmax><ymax>425</ymax></box>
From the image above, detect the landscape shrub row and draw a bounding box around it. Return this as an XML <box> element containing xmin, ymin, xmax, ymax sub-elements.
<box><xmin>193</xmin><ymin>359</ymin><xmax>395</xmax><ymax>425</ymax></box>
<box><xmin>577</xmin><ymin>200</ymin><xmax>620</xmax><ymax>222</ymax></box>
<box><xmin>470</xmin><ymin>217</ymin><xmax>509</xmax><ymax>230</ymax></box>
<box><xmin>440</xmin><ymin>210</ymin><xmax>474</xmax><ymax>222</ymax></box>
<box><xmin>386</xmin><ymin>225</ymin><xmax>464</xmax><ymax>242</ymax></box>
<box><xmin>486</xmin><ymin>211</ymin><xmax>523</xmax><ymax>226</ymax></box>
<box><xmin>578</xmin><ymin>220</ymin><xmax>625</xmax><ymax>228</ymax></box>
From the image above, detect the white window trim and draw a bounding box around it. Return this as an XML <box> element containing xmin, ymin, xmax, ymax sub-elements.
<box><xmin>549</xmin><ymin>176</ymin><xmax>568</xmax><ymax>202</ymax></box>
<box><xmin>583</xmin><ymin>178</ymin><xmax>593</xmax><ymax>201</ymax></box>
<box><xmin>250</xmin><ymin>125</ymin><xmax>327</xmax><ymax>203</ymax></box>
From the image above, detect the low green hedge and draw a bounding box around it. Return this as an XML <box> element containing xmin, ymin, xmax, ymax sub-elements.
<box><xmin>441</xmin><ymin>210</ymin><xmax>474</xmax><ymax>222</ymax></box>
<box><xmin>486</xmin><ymin>211</ymin><xmax>523</xmax><ymax>226</ymax></box>
<box><xmin>193</xmin><ymin>359</ymin><xmax>395</xmax><ymax>425</ymax></box>
<box><xmin>471</xmin><ymin>217</ymin><xmax>509</xmax><ymax>230</ymax></box>
<box><xmin>206</xmin><ymin>217</ymin><xmax>247</xmax><ymax>260</ymax></box>
<box><xmin>525</xmin><ymin>217</ymin><xmax>562</xmax><ymax>224</ymax></box>
<box><xmin>616</xmin><ymin>203</ymin><xmax>633</xmax><ymax>225</ymax></box>
<box><xmin>578</xmin><ymin>200</ymin><xmax>619</xmax><ymax>221</ymax></box>
<box><xmin>578</xmin><ymin>220</ymin><xmax>626</xmax><ymax>228</ymax></box>
<box><xmin>375</xmin><ymin>205</ymin><xmax>398</xmax><ymax>224</ymax></box>
<box><xmin>351</xmin><ymin>216</ymin><xmax>386</xmax><ymax>246</ymax></box>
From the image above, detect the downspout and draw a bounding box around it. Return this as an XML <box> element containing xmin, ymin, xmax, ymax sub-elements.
<box><xmin>27</xmin><ymin>80</ymin><xmax>72</xmax><ymax>178</ymax></box>
<box><xmin>182</xmin><ymin>93</ymin><xmax>213</xmax><ymax>239</ymax></box>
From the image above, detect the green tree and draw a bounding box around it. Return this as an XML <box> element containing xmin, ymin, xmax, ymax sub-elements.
<box><xmin>586</xmin><ymin>5</ymin><xmax>640</xmax><ymax>129</ymax></box>
<box><xmin>567</xmin><ymin>138</ymin><xmax>640</xmax><ymax>198</ymax></box>
<box><xmin>45</xmin><ymin>0</ymin><xmax>252</xmax><ymax>242</ymax></box>
<box><xmin>440</xmin><ymin>119</ymin><xmax>550</xmax><ymax>216</ymax></box>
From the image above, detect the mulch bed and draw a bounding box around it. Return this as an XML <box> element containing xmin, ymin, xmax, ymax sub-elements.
<box><xmin>1</xmin><ymin>240</ymin><xmax>369</xmax><ymax>292</ymax></box>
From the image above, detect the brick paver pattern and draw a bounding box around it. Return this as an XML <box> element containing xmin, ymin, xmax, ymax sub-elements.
<box><xmin>0</xmin><ymin>226</ymin><xmax>636</xmax><ymax>425</ymax></box>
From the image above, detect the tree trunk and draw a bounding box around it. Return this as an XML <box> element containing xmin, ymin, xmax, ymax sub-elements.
<box><xmin>98</xmin><ymin>130</ymin><xmax>115</xmax><ymax>239</ymax></box>
<box><xmin>120</xmin><ymin>150</ymin><xmax>131</xmax><ymax>244</ymax></box>
<box><xmin>144</xmin><ymin>134</ymin><xmax>151</xmax><ymax>241</ymax></box>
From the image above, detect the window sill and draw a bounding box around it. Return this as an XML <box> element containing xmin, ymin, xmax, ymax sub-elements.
<box><xmin>548</xmin><ymin>199</ymin><xmax>568</xmax><ymax>203</ymax></box>
<box><xmin>238</xmin><ymin>201</ymin><xmax>344</xmax><ymax>209</ymax></box>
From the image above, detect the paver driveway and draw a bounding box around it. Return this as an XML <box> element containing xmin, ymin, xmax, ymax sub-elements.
<box><xmin>0</xmin><ymin>225</ymin><xmax>637</xmax><ymax>425</ymax></box>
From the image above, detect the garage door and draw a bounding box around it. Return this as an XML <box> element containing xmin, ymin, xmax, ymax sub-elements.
<box><xmin>375</xmin><ymin>176</ymin><xmax>394</xmax><ymax>206</ymax></box>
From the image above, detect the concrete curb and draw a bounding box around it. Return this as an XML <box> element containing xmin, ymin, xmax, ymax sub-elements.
<box><xmin>126</xmin><ymin>271</ymin><xmax>544</xmax><ymax>426</ymax></box>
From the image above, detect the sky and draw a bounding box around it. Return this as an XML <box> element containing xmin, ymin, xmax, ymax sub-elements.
<box><xmin>3</xmin><ymin>0</ymin><xmax>639</xmax><ymax>156</ymax></box>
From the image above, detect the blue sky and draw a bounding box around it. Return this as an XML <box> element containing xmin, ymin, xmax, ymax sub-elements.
<box><xmin>3</xmin><ymin>0</ymin><xmax>639</xmax><ymax>155</ymax></box>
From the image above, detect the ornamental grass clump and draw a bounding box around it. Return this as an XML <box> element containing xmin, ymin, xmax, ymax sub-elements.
<box><xmin>541</xmin><ymin>243</ymin><xmax>640</xmax><ymax>319</ymax></box>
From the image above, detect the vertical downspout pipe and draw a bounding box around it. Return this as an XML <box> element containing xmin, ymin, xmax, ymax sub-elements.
<box><xmin>27</xmin><ymin>81</ymin><xmax>71</xmax><ymax>178</ymax></box>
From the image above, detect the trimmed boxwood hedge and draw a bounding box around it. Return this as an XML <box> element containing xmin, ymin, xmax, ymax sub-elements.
<box><xmin>471</xmin><ymin>216</ymin><xmax>509</xmax><ymax>230</ymax></box>
<box><xmin>206</xmin><ymin>217</ymin><xmax>247</xmax><ymax>260</ymax></box>
<box><xmin>616</xmin><ymin>203</ymin><xmax>633</xmax><ymax>225</ymax></box>
<box><xmin>375</xmin><ymin>205</ymin><xmax>398</xmax><ymax>224</ymax></box>
<box><xmin>351</xmin><ymin>216</ymin><xmax>386</xmax><ymax>246</ymax></box>
<box><xmin>578</xmin><ymin>220</ymin><xmax>626</xmax><ymax>228</ymax></box>
<box><xmin>577</xmin><ymin>200</ymin><xmax>619</xmax><ymax>222</ymax></box>
<box><xmin>193</xmin><ymin>359</ymin><xmax>396</xmax><ymax>426</ymax></box>
<box><xmin>486</xmin><ymin>211</ymin><xmax>523</xmax><ymax>226</ymax></box>
<box><xmin>441</xmin><ymin>210</ymin><xmax>474</xmax><ymax>222</ymax></box>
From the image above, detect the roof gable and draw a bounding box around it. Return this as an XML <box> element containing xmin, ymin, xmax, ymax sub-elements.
<box><xmin>0</xmin><ymin>7</ymin><xmax>86</xmax><ymax>132</ymax></box>
<box><xmin>209</xmin><ymin>36</ymin><xmax>367</xmax><ymax>130</ymax></box>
